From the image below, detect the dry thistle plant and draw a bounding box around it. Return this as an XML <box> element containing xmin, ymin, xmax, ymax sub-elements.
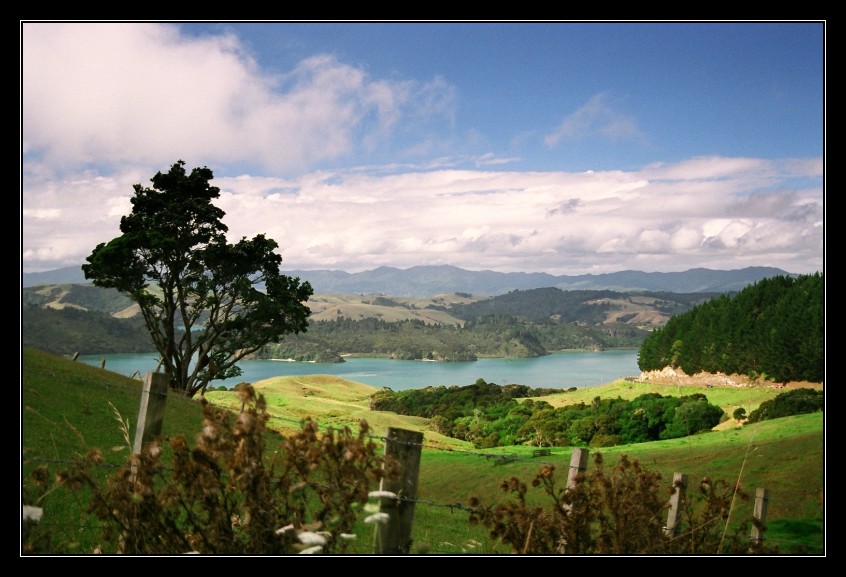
<box><xmin>26</xmin><ymin>383</ymin><xmax>397</xmax><ymax>554</ymax></box>
<box><xmin>468</xmin><ymin>453</ymin><xmax>781</xmax><ymax>555</ymax></box>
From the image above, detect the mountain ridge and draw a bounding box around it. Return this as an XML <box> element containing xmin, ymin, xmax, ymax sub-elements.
<box><xmin>21</xmin><ymin>263</ymin><xmax>797</xmax><ymax>297</ymax></box>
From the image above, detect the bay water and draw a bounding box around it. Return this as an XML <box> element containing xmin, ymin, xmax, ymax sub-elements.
<box><xmin>77</xmin><ymin>349</ymin><xmax>641</xmax><ymax>392</ymax></box>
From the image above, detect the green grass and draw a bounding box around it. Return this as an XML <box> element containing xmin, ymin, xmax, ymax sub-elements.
<box><xmin>206</xmin><ymin>375</ymin><xmax>475</xmax><ymax>451</ymax></box>
<box><xmin>528</xmin><ymin>380</ymin><xmax>822</xmax><ymax>430</ymax></box>
<box><xmin>22</xmin><ymin>347</ymin><xmax>825</xmax><ymax>555</ymax></box>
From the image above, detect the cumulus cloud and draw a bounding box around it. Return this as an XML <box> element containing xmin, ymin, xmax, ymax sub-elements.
<box><xmin>21</xmin><ymin>23</ymin><xmax>455</xmax><ymax>175</ymax></box>
<box><xmin>20</xmin><ymin>24</ymin><xmax>824</xmax><ymax>277</ymax></box>
<box><xmin>21</xmin><ymin>150</ymin><xmax>823</xmax><ymax>275</ymax></box>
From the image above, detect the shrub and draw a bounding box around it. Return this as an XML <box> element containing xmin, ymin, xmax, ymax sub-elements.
<box><xmin>467</xmin><ymin>453</ymin><xmax>780</xmax><ymax>555</ymax></box>
<box><xmin>23</xmin><ymin>384</ymin><xmax>397</xmax><ymax>555</ymax></box>
<box><xmin>747</xmin><ymin>389</ymin><xmax>824</xmax><ymax>423</ymax></box>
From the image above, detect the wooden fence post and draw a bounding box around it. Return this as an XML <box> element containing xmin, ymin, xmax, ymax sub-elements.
<box><xmin>750</xmin><ymin>487</ymin><xmax>769</xmax><ymax>544</ymax></box>
<box><xmin>373</xmin><ymin>427</ymin><xmax>423</xmax><ymax>555</ymax></box>
<box><xmin>125</xmin><ymin>371</ymin><xmax>170</xmax><ymax>552</ymax></box>
<box><xmin>132</xmin><ymin>372</ymin><xmax>170</xmax><ymax>455</ymax></box>
<box><xmin>561</xmin><ymin>447</ymin><xmax>590</xmax><ymax>521</ymax></box>
<box><xmin>566</xmin><ymin>447</ymin><xmax>590</xmax><ymax>490</ymax></box>
<box><xmin>664</xmin><ymin>472</ymin><xmax>688</xmax><ymax>536</ymax></box>
<box><xmin>557</xmin><ymin>447</ymin><xmax>591</xmax><ymax>552</ymax></box>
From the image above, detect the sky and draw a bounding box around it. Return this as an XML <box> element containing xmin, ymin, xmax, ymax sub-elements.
<box><xmin>20</xmin><ymin>21</ymin><xmax>825</xmax><ymax>277</ymax></box>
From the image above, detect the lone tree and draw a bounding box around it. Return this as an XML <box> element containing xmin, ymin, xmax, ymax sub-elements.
<box><xmin>83</xmin><ymin>160</ymin><xmax>313</xmax><ymax>397</ymax></box>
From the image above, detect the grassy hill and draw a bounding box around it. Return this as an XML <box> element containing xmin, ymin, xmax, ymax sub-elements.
<box><xmin>22</xmin><ymin>284</ymin><xmax>727</xmax><ymax>364</ymax></box>
<box><xmin>21</xmin><ymin>347</ymin><xmax>824</xmax><ymax>554</ymax></box>
<box><xmin>306</xmin><ymin>293</ymin><xmax>480</xmax><ymax>325</ymax></box>
<box><xmin>22</xmin><ymin>284</ymin><xmax>713</xmax><ymax>331</ymax></box>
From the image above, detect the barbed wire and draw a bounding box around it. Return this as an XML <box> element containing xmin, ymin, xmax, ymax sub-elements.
<box><xmin>22</xmin><ymin>472</ymin><xmax>824</xmax><ymax>555</ymax></box>
<box><xmin>32</xmin><ymin>504</ymin><xmax>816</xmax><ymax>553</ymax></box>
<box><xmin>23</xmin><ymin>456</ymin><xmax>127</xmax><ymax>469</ymax></box>
<box><xmin>370</xmin><ymin>433</ymin><xmax>562</xmax><ymax>468</ymax></box>
<box><xmin>21</xmin><ymin>514</ymin><xmax>825</xmax><ymax>556</ymax></box>
<box><xmin>23</xmin><ymin>367</ymin><xmax>206</xmax><ymax>408</ymax></box>
<box><xmin>23</xmin><ymin>370</ymin><xmax>823</xmax><ymax>555</ymax></box>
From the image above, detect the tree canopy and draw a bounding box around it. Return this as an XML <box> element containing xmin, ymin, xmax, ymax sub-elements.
<box><xmin>82</xmin><ymin>160</ymin><xmax>313</xmax><ymax>397</ymax></box>
<box><xmin>636</xmin><ymin>273</ymin><xmax>824</xmax><ymax>382</ymax></box>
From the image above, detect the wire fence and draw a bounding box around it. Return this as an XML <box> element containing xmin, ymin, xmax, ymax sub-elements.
<box><xmin>21</xmin><ymin>445</ymin><xmax>825</xmax><ymax>556</ymax></box>
<box><xmin>23</xmin><ymin>367</ymin><xmax>824</xmax><ymax>555</ymax></box>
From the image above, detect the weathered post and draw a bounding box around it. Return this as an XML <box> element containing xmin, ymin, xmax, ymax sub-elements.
<box><xmin>123</xmin><ymin>371</ymin><xmax>170</xmax><ymax>553</ymax></box>
<box><xmin>664</xmin><ymin>472</ymin><xmax>688</xmax><ymax>536</ymax></box>
<box><xmin>132</xmin><ymin>372</ymin><xmax>170</xmax><ymax>455</ymax></box>
<box><xmin>750</xmin><ymin>487</ymin><xmax>769</xmax><ymax>544</ymax></box>
<box><xmin>374</xmin><ymin>427</ymin><xmax>423</xmax><ymax>555</ymax></box>
<box><xmin>558</xmin><ymin>447</ymin><xmax>590</xmax><ymax>552</ymax></box>
<box><xmin>566</xmin><ymin>447</ymin><xmax>590</xmax><ymax>490</ymax></box>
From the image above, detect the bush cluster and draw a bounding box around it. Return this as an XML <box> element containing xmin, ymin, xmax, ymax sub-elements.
<box><xmin>23</xmin><ymin>384</ymin><xmax>398</xmax><ymax>555</ymax></box>
<box><xmin>468</xmin><ymin>453</ymin><xmax>780</xmax><ymax>555</ymax></box>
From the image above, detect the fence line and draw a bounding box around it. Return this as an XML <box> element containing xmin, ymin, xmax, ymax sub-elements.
<box><xmin>22</xmin><ymin>373</ymin><xmax>813</xmax><ymax>555</ymax></box>
<box><xmin>22</xmin><ymin>507</ymin><xmax>825</xmax><ymax>555</ymax></box>
<box><xmin>373</xmin><ymin>428</ymin><xmax>776</xmax><ymax>555</ymax></box>
<box><xmin>369</xmin><ymin>433</ymin><xmax>563</xmax><ymax>468</ymax></box>
<box><xmin>374</xmin><ymin>427</ymin><xmax>423</xmax><ymax>554</ymax></box>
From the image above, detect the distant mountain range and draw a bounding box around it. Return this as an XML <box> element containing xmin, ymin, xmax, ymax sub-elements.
<box><xmin>22</xmin><ymin>264</ymin><xmax>797</xmax><ymax>297</ymax></box>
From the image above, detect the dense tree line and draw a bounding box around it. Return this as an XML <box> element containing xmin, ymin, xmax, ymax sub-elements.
<box><xmin>370</xmin><ymin>379</ymin><xmax>724</xmax><ymax>449</ymax></box>
<box><xmin>747</xmin><ymin>388</ymin><xmax>824</xmax><ymax>423</ymax></box>
<box><xmin>254</xmin><ymin>314</ymin><xmax>647</xmax><ymax>362</ymax></box>
<box><xmin>21</xmin><ymin>305</ymin><xmax>154</xmax><ymax>355</ymax></box>
<box><xmin>637</xmin><ymin>273</ymin><xmax>824</xmax><ymax>382</ymax></box>
<box><xmin>297</xmin><ymin>317</ymin><xmax>478</xmax><ymax>361</ymax></box>
<box><xmin>447</xmin><ymin>287</ymin><xmax>616</xmax><ymax>323</ymax></box>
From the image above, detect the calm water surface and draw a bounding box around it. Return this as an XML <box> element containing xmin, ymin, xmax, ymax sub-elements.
<box><xmin>78</xmin><ymin>350</ymin><xmax>641</xmax><ymax>391</ymax></box>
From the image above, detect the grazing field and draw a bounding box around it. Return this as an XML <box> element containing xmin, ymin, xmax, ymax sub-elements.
<box><xmin>22</xmin><ymin>347</ymin><xmax>824</xmax><ymax>554</ymax></box>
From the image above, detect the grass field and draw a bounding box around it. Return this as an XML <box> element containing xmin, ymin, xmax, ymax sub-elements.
<box><xmin>21</xmin><ymin>347</ymin><xmax>825</xmax><ymax>555</ymax></box>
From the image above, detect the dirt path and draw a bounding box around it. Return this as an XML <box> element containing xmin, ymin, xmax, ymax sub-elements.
<box><xmin>634</xmin><ymin>366</ymin><xmax>823</xmax><ymax>390</ymax></box>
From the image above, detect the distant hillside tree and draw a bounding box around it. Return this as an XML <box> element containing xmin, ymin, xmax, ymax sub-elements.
<box><xmin>747</xmin><ymin>388</ymin><xmax>824</xmax><ymax>423</ymax></box>
<box><xmin>82</xmin><ymin>160</ymin><xmax>313</xmax><ymax>397</ymax></box>
<box><xmin>637</xmin><ymin>273</ymin><xmax>823</xmax><ymax>382</ymax></box>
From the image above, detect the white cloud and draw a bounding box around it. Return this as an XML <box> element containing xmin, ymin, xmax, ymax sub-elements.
<box><xmin>21</xmin><ymin>23</ymin><xmax>455</xmax><ymax>175</ymax></box>
<box><xmin>20</xmin><ymin>24</ymin><xmax>823</xmax><ymax>278</ymax></box>
<box><xmin>544</xmin><ymin>93</ymin><xmax>644</xmax><ymax>147</ymax></box>
<box><xmin>642</xmin><ymin>156</ymin><xmax>773</xmax><ymax>181</ymax></box>
<box><xmin>20</xmin><ymin>155</ymin><xmax>823</xmax><ymax>275</ymax></box>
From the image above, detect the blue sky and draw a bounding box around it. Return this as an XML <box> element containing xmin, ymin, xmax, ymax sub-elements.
<box><xmin>21</xmin><ymin>21</ymin><xmax>825</xmax><ymax>276</ymax></box>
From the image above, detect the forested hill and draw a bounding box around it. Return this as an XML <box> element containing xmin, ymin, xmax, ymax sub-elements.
<box><xmin>445</xmin><ymin>287</ymin><xmax>717</xmax><ymax>324</ymax></box>
<box><xmin>22</xmin><ymin>282</ymin><xmax>719</xmax><ymax>357</ymax></box>
<box><xmin>23</xmin><ymin>272</ymin><xmax>817</xmax><ymax>365</ymax></box>
<box><xmin>637</xmin><ymin>273</ymin><xmax>824</xmax><ymax>383</ymax></box>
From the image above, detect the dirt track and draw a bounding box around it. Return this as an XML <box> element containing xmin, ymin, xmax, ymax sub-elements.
<box><xmin>634</xmin><ymin>366</ymin><xmax>823</xmax><ymax>390</ymax></box>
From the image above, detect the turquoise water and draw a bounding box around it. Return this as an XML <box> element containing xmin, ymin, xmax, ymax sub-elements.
<box><xmin>78</xmin><ymin>349</ymin><xmax>641</xmax><ymax>391</ymax></box>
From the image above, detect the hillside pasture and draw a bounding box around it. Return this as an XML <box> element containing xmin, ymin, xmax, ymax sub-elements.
<box><xmin>204</xmin><ymin>375</ymin><xmax>472</xmax><ymax>451</ymax></box>
<box><xmin>527</xmin><ymin>378</ymin><xmax>824</xmax><ymax>429</ymax></box>
<box><xmin>22</xmin><ymin>348</ymin><xmax>825</xmax><ymax>554</ymax></box>
<box><xmin>306</xmin><ymin>293</ymin><xmax>481</xmax><ymax>325</ymax></box>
